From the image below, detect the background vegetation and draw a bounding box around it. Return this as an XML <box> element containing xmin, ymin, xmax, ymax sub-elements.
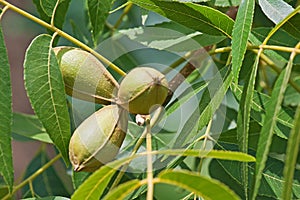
<box><xmin>0</xmin><ymin>0</ymin><xmax>299</xmax><ymax>199</ymax></box>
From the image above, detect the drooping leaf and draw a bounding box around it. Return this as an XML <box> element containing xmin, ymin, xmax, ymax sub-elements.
<box><xmin>282</xmin><ymin>105</ymin><xmax>300</xmax><ymax>200</ymax></box>
<box><xmin>24</xmin><ymin>34</ymin><xmax>71</xmax><ymax>163</ymax></box>
<box><xmin>0</xmin><ymin>25</ymin><xmax>14</xmax><ymax>192</ymax></box>
<box><xmin>252</xmin><ymin>47</ymin><xmax>297</xmax><ymax>200</ymax></box>
<box><xmin>102</xmin><ymin>180</ymin><xmax>142</xmax><ymax>200</ymax></box>
<box><xmin>131</xmin><ymin>0</ymin><xmax>234</xmax><ymax>37</ymax></box>
<box><xmin>21</xmin><ymin>151</ymin><xmax>70</xmax><ymax>198</ymax></box>
<box><xmin>12</xmin><ymin>112</ymin><xmax>52</xmax><ymax>143</ymax></box>
<box><xmin>158</xmin><ymin>170</ymin><xmax>240</xmax><ymax>200</ymax></box>
<box><xmin>152</xmin><ymin>149</ymin><xmax>255</xmax><ymax>162</ymax></box>
<box><xmin>258</xmin><ymin>0</ymin><xmax>293</xmax><ymax>24</ymax></box>
<box><xmin>231</xmin><ymin>0</ymin><xmax>255</xmax><ymax>83</ymax></box>
<box><xmin>87</xmin><ymin>0</ymin><xmax>114</xmax><ymax>45</ymax></box>
<box><xmin>235</xmin><ymin>53</ymin><xmax>257</xmax><ymax>197</ymax></box>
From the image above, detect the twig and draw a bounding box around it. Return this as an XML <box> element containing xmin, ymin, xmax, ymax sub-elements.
<box><xmin>197</xmin><ymin>119</ymin><xmax>213</xmax><ymax>173</ymax></box>
<box><xmin>0</xmin><ymin>0</ymin><xmax>126</xmax><ymax>76</ymax></box>
<box><xmin>209</xmin><ymin>46</ymin><xmax>300</xmax><ymax>93</ymax></box>
<box><xmin>3</xmin><ymin>154</ymin><xmax>62</xmax><ymax>200</ymax></box>
<box><xmin>164</xmin><ymin>47</ymin><xmax>212</xmax><ymax>105</ymax></box>
<box><xmin>113</xmin><ymin>2</ymin><xmax>133</xmax><ymax>30</ymax></box>
<box><xmin>110</xmin><ymin>107</ymin><xmax>163</xmax><ymax>190</ymax></box>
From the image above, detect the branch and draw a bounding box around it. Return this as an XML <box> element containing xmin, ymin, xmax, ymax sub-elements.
<box><xmin>0</xmin><ymin>0</ymin><xmax>126</xmax><ymax>76</ymax></box>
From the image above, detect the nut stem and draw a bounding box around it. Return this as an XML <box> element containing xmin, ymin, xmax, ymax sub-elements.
<box><xmin>146</xmin><ymin>117</ymin><xmax>153</xmax><ymax>200</ymax></box>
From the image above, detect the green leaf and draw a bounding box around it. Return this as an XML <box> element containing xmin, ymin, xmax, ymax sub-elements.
<box><xmin>158</xmin><ymin>170</ymin><xmax>240</xmax><ymax>200</ymax></box>
<box><xmin>209</xmin><ymin>160</ymin><xmax>245</xmax><ymax>198</ymax></box>
<box><xmin>71</xmin><ymin>157</ymin><xmax>134</xmax><ymax>200</ymax></box>
<box><xmin>152</xmin><ymin>149</ymin><xmax>255</xmax><ymax>162</ymax></box>
<box><xmin>248</xmin><ymin>32</ymin><xmax>287</xmax><ymax>65</ymax></box>
<box><xmin>21</xmin><ymin>151</ymin><xmax>70</xmax><ymax>198</ymax></box>
<box><xmin>218</xmin><ymin>121</ymin><xmax>292</xmax><ymax>157</ymax></box>
<box><xmin>257</xmin><ymin>0</ymin><xmax>300</xmax><ymax>41</ymax></box>
<box><xmin>252</xmin><ymin>27</ymin><xmax>298</xmax><ymax>49</ymax></box>
<box><xmin>72</xmin><ymin>171</ymin><xmax>91</xmax><ymax>190</ymax></box>
<box><xmin>71</xmin><ymin>151</ymin><xmax>229</xmax><ymax>199</ymax></box>
<box><xmin>171</xmin><ymin>69</ymin><xmax>232</xmax><ymax>148</ymax></box>
<box><xmin>197</xmin><ymin>69</ymin><xmax>233</xmax><ymax>131</ymax></box>
<box><xmin>12</xmin><ymin>112</ymin><xmax>52</xmax><ymax>143</ymax></box>
<box><xmin>0</xmin><ymin>186</ymin><xmax>9</xmax><ymax>199</ymax></box>
<box><xmin>165</xmin><ymin>81</ymin><xmax>208</xmax><ymax>116</ymax></box>
<box><xmin>251</xmin><ymin>27</ymin><xmax>300</xmax><ymax>64</ymax></box>
<box><xmin>131</xmin><ymin>0</ymin><xmax>234</xmax><ymax>37</ymax></box>
<box><xmin>281</xmin><ymin>12</ymin><xmax>300</xmax><ymax>41</ymax></box>
<box><xmin>210</xmin><ymin>158</ymin><xmax>300</xmax><ymax>199</ymax></box>
<box><xmin>103</xmin><ymin>180</ymin><xmax>142</xmax><ymax>200</ymax></box>
<box><xmin>40</xmin><ymin>1</ymin><xmax>57</xmax><ymax>16</ymax></box>
<box><xmin>24</xmin><ymin>34</ymin><xmax>70</xmax><ymax>163</ymax></box>
<box><xmin>33</xmin><ymin>0</ymin><xmax>71</xmax><ymax>30</ymax></box>
<box><xmin>231</xmin><ymin>0</ymin><xmax>255</xmax><ymax>83</ymax></box>
<box><xmin>282</xmin><ymin>105</ymin><xmax>300</xmax><ymax>200</ymax></box>
<box><xmin>153</xmin><ymin>183</ymin><xmax>191</xmax><ymax>199</ymax></box>
<box><xmin>0</xmin><ymin>25</ymin><xmax>14</xmax><ymax>192</ymax></box>
<box><xmin>235</xmin><ymin>54</ymin><xmax>258</xmax><ymax>197</ymax></box>
<box><xmin>258</xmin><ymin>0</ymin><xmax>293</xmax><ymax>24</ymax></box>
<box><xmin>212</xmin><ymin>0</ymin><xmax>241</xmax><ymax>7</ymax></box>
<box><xmin>23</xmin><ymin>197</ymin><xmax>70</xmax><ymax>200</ymax></box>
<box><xmin>87</xmin><ymin>0</ymin><xmax>114</xmax><ymax>45</ymax></box>
<box><xmin>232</xmin><ymin>84</ymin><xmax>294</xmax><ymax>139</ymax></box>
<box><xmin>284</xmin><ymin>77</ymin><xmax>300</xmax><ymax>106</ymax></box>
<box><xmin>262</xmin><ymin>166</ymin><xmax>300</xmax><ymax>199</ymax></box>
<box><xmin>252</xmin><ymin>48</ymin><xmax>297</xmax><ymax>200</ymax></box>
